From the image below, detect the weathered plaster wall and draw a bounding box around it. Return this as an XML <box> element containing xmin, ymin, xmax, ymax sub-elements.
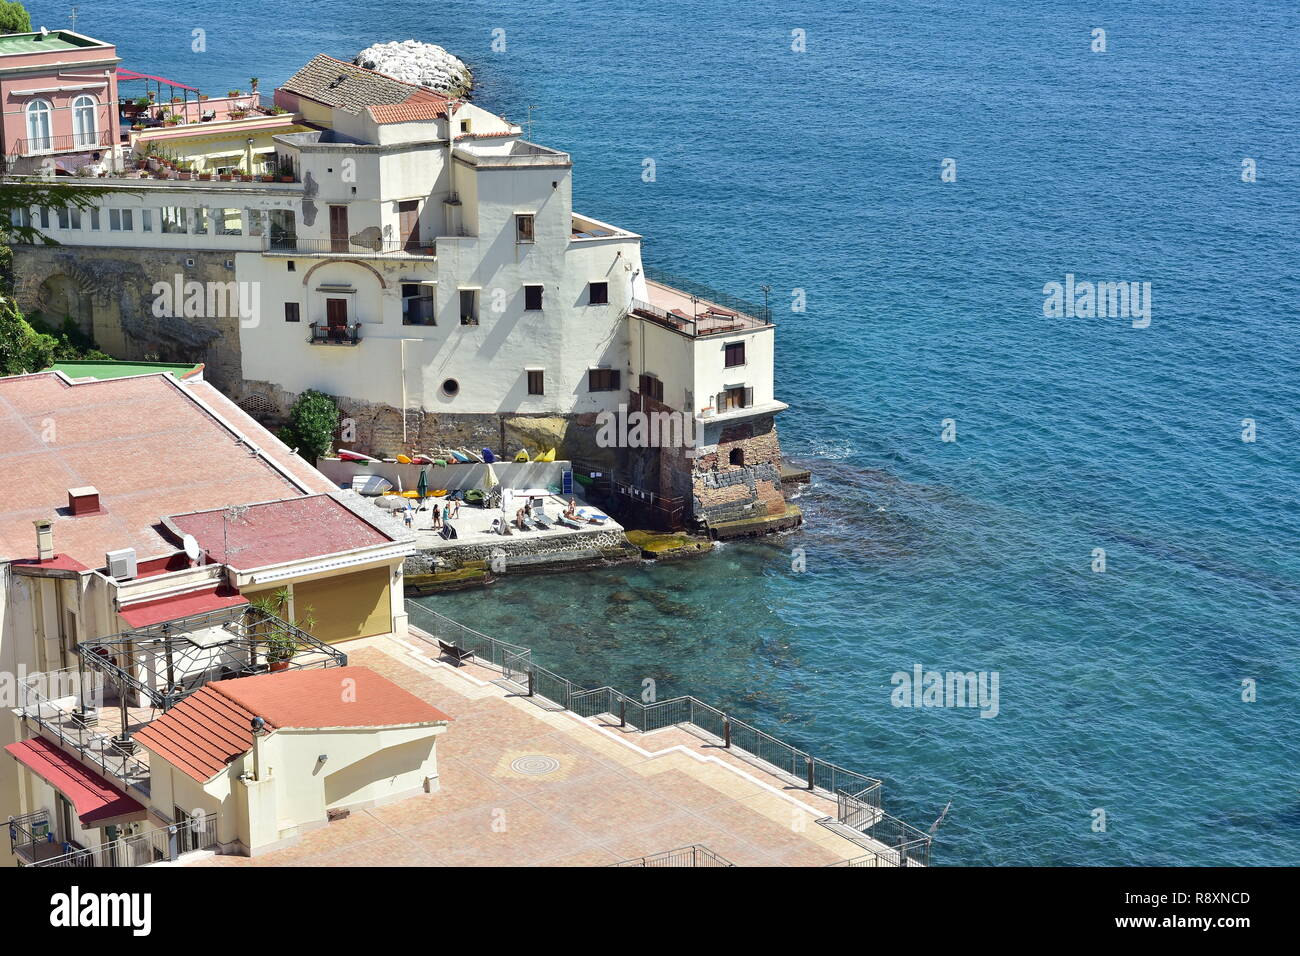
<box><xmin>11</xmin><ymin>244</ymin><xmax>244</xmax><ymax>389</ymax></box>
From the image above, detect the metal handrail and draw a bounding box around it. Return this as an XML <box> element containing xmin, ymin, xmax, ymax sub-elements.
<box><xmin>265</xmin><ymin>235</ymin><xmax>437</xmax><ymax>257</ymax></box>
<box><xmin>24</xmin><ymin>813</ymin><xmax>218</xmax><ymax>868</ymax></box>
<box><xmin>405</xmin><ymin>602</ymin><xmax>929</xmax><ymax>865</ymax></box>
<box><xmin>16</xmin><ymin>671</ymin><xmax>151</xmax><ymax>792</ymax></box>
<box><xmin>614</xmin><ymin>844</ymin><xmax>735</xmax><ymax>867</ymax></box>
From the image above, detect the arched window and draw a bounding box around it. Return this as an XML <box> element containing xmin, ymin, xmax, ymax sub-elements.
<box><xmin>25</xmin><ymin>99</ymin><xmax>52</xmax><ymax>152</ymax></box>
<box><xmin>729</xmin><ymin>447</ymin><xmax>745</xmax><ymax>467</ymax></box>
<box><xmin>72</xmin><ymin>95</ymin><xmax>98</xmax><ymax>147</ymax></box>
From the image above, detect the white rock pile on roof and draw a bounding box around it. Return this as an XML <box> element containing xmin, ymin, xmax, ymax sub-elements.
<box><xmin>354</xmin><ymin>40</ymin><xmax>472</xmax><ymax>96</ymax></box>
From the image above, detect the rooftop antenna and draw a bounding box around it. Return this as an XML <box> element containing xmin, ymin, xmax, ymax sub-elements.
<box><xmin>69</xmin><ymin>5</ymin><xmax>79</xmax><ymax>30</ymax></box>
<box><xmin>525</xmin><ymin>105</ymin><xmax>539</xmax><ymax>142</ymax></box>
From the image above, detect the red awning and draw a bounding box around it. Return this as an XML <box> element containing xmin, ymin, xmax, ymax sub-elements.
<box><xmin>116</xmin><ymin>67</ymin><xmax>200</xmax><ymax>92</ymax></box>
<box><xmin>119</xmin><ymin>585</ymin><xmax>247</xmax><ymax>628</ymax></box>
<box><xmin>4</xmin><ymin>737</ymin><xmax>146</xmax><ymax>827</ymax></box>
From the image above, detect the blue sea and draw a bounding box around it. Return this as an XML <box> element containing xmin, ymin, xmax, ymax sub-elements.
<box><xmin>48</xmin><ymin>0</ymin><xmax>1300</xmax><ymax>865</ymax></box>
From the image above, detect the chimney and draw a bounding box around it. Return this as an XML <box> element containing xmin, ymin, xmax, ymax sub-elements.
<box><xmin>67</xmin><ymin>486</ymin><xmax>101</xmax><ymax>516</ymax></box>
<box><xmin>34</xmin><ymin>519</ymin><xmax>53</xmax><ymax>561</ymax></box>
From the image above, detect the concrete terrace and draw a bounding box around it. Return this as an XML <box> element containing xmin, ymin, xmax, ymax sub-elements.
<box><xmin>404</xmin><ymin>492</ymin><xmax>622</xmax><ymax>552</ymax></box>
<box><xmin>185</xmin><ymin>633</ymin><xmax>868</xmax><ymax>866</ymax></box>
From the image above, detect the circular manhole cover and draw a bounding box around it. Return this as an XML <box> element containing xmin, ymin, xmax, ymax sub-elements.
<box><xmin>510</xmin><ymin>755</ymin><xmax>561</xmax><ymax>776</ymax></box>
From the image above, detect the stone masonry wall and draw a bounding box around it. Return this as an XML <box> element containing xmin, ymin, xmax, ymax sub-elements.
<box><xmin>691</xmin><ymin>415</ymin><xmax>787</xmax><ymax>524</ymax></box>
<box><xmin>11</xmin><ymin>244</ymin><xmax>244</xmax><ymax>390</ymax></box>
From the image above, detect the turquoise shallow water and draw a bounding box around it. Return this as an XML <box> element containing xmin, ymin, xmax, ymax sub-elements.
<box><xmin>53</xmin><ymin>0</ymin><xmax>1300</xmax><ymax>864</ymax></box>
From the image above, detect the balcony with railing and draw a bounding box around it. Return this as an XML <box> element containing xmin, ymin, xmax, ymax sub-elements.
<box><xmin>6</xmin><ymin>128</ymin><xmax>119</xmax><ymax>160</ymax></box>
<box><xmin>265</xmin><ymin>235</ymin><xmax>437</xmax><ymax>259</ymax></box>
<box><xmin>631</xmin><ymin>269</ymin><xmax>773</xmax><ymax>338</ymax></box>
<box><xmin>7</xmin><ymin>809</ymin><xmax>80</xmax><ymax>865</ymax></box>
<box><xmin>15</xmin><ymin>812</ymin><xmax>218</xmax><ymax>868</ymax></box>
<box><xmin>308</xmin><ymin>322</ymin><xmax>362</xmax><ymax>346</ymax></box>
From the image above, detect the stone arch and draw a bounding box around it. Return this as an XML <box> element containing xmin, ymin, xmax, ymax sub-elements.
<box><xmin>300</xmin><ymin>258</ymin><xmax>387</xmax><ymax>290</ymax></box>
<box><xmin>33</xmin><ymin>273</ymin><xmax>94</xmax><ymax>335</ymax></box>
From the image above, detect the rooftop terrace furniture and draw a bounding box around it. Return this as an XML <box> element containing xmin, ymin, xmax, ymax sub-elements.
<box><xmin>437</xmin><ymin>640</ymin><xmax>475</xmax><ymax>667</ymax></box>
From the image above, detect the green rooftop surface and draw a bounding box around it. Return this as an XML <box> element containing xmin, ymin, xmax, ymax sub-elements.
<box><xmin>48</xmin><ymin>360</ymin><xmax>202</xmax><ymax>381</ymax></box>
<box><xmin>0</xmin><ymin>31</ymin><xmax>103</xmax><ymax>55</ymax></box>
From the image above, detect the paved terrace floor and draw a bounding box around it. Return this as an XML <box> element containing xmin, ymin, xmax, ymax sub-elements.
<box><xmin>403</xmin><ymin>493</ymin><xmax>622</xmax><ymax>553</ymax></box>
<box><xmin>186</xmin><ymin>632</ymin><xmax>864</xmax><ymax>866</ymax></box>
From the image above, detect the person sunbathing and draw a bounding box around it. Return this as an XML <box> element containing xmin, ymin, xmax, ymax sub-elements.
<box><xmin>564</xmin><ymin>498</ymin><xmax>578</xmax><ymax>519</ymax></box>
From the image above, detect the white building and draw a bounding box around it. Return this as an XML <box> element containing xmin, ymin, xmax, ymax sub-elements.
<box><xmin>8</xmin><ymin>47</ymin><xmax>799</xmax><ymax>534</ymax></box>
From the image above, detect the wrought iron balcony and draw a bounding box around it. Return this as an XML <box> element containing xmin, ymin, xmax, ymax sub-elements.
<box><xmin>266</xmin><ymin>235</ymin><xmax>436</xmax><ymax>258</ymax></box>
<box><xmin>308</xmin><ymin>322</ymin><xmax>362</xmax><ymax>345</ymax></box>
<box><xmin>6</xmin><ymin>129</ymin><xmax>118</xmax><ymax>159</ymax></box>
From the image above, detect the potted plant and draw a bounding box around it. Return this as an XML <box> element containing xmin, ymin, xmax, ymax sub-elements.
<box><xmin>218</xmin><ymin>171</ymin><xmax>233</xmax><ymax>181</ymax></box>
<box><xmin>198</xmin><ymin>171</ymin><xmax>212</xmax><ymax>181</ymax></box>
<box><xmin>250</xmin><ymin>77</ymin><xmax>259</xmax><ymax>92</ymax></box>
<box><xmin>228</xmin><ymin>88</ymin><xmax>241</xmax><ymax>98</ymax></box>
<box><xmin>247</xmin><ymin>588</ymin><xmax>315</xmax><ymax>673</ymax></box>
<box><xmin>229</xmin><ymin>107</ymin><xmax>249</xmax><ymax>119</ymax></box>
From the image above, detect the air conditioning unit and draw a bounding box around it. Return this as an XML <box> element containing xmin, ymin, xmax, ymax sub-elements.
<box><xmin>105</xmin><ymin>548</ymin><xmax>137</xmax><ymax>581</ymax></box>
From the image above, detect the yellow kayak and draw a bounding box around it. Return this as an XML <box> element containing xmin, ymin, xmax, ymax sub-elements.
<box><xmin>429</xmin><ymin>489</ymin><xmax>449</xmax><ymax>497</ymax></box>
<box><xmin>514</xmin><ymin>449</ymin><xmax>530</xmax><ymax>462</ymax></box>
<box><xmin>537</xmin><ymin>447</ymin><xmax>556</xmax><ymax>462</ymax></box>
<box><xmin>395</xmin><ymin>454</ymin><xmax>413</xmax><ymax>464</ymax></box>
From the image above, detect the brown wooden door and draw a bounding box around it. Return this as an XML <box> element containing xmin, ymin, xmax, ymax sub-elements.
<box><xmin>398</xmin><ymin>200</ymin><xmax>420</xmax><ymax>250</ymax></box>
<box><xmin>329</xmin><ymin>205</ymin><xmax>349</xmax><ymax>252</ymax></box>
<box><xmin>326</xmin><ymin>298</ymin><xmax>348</xmax><ymax>340</ymax></box>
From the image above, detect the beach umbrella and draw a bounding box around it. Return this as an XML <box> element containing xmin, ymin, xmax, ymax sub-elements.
<box><xmin>484</xmin><ymin>463</ymin><xmax>499</xmax><ymax>489</ymax></box>
<box><xmin>417</xmin><ymin>467</ymin><xmax>428</xmax><ymax>499</ymax></box>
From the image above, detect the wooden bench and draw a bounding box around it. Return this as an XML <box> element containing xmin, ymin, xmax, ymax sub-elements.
<box><xmin>437</xmin><ymin>640</ymin><xmax>475</xmax><ymax>667</ymax></box>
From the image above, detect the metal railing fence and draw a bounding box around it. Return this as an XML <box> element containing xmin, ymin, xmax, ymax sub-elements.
<box><xmin>406</xmin><ymin>601</ymin><xmax>928</xmax><ymax>866</ymax></box>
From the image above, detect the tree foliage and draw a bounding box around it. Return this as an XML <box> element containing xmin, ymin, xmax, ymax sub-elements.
<box><xmin>0</xmin><ymin>296</ymin><xmax>55</xmax><ymax>376</ymax></box>
<box><xmin>281</xmin><ymin>389</ymin><xmax>339</xmax><ymax>463</ymax></box>
<box><xmin>0</xmin><ymin>2</ymin><xmax>32</xmax><ymax>34</ymax></box>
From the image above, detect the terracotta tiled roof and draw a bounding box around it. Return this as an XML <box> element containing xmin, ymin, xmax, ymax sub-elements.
<box><xmin>135</xmin><ymin>666</ymin><xmax>452</xmax><ymax>782</ymax></box>
<box><xmin>167</xmin><ymin>494</ymin><xmax>396</xmax><ymax>570</ymax></box>
<box><xmin>0</xmin><ymin>372</ymin><xmax>322</xmax><ymax>567</ymax></box>
<box><xmin>367</xmin><ymin>98</ymin><xmax>451</xmax><ymax>124</ymax></box>
<box><xmin>281</xmin><ymin>53</ymin><xmax>432</xmax><ymax>115</ymax></box>
<box><xmin>134</xmin><ymin>681</ymin><xmax>264</xmax><ymax>782</ymax></box>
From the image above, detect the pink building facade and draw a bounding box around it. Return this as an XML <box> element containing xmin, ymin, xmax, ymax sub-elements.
<box><xmin>0</xmin><ymin>30</ymin><xmax>122</xmax><ymax>173</ymax></box>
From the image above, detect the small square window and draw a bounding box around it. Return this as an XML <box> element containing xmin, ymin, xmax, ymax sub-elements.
<box><xmin>527</xmin><ymin>369</ymin><xmax>544</xmax><ymax>395</ymax></box>
<box><xmin>589</xmin><ymin>281</ymin><xmax>609</xmax><ymax>305</ymax></box>
<box><xmin>588</xmin><ymin>368</ymin><xmax>620</xmax><ymax>392</ymax></box>
<box><xmin>724</xmin><ymin>342</ymin><xmax>746</xmax><ymax>368</ymax></box>
<box><xmin>515</xmin><ymin>213</ymin><xmax>535</xmax><ymax>243</ymax></box>
<box><xmin>287</xmin><ymin>261</ymin><xmax>296</xmax><ymax>272</ymax></box>
<box><xmin>285</xmin><ymin>302</ymin><xmax>301</xmax><ymax>323</ymax></box>
<box><xmin>524</xmin><ymin>285</ymin><xmax>543</xmax><ymax>311</ymax></box>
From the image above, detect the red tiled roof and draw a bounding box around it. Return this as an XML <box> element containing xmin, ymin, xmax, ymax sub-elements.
<box><xmin>168</xmin><ymin>494</ymin><xmax>395</xmax><ymax>570</ymax></box>
<box><xmin>133</xmin><ymin>682</ymin><xmax>263</xmax><ymax>782</ymax></box>
<box><xmin>5</xmin><ymin>736</ymin><xmax>147</xmax><ymax>826</ymax></box>
<box><xmin>119</xmin><ymin>585</ymin><xmax>248</xmax><ymax>628</ymax></box>
<box><xmin>367</xmin><ymin>98</ymin><xmax>450</xmax><ymax>124</ymax></box>
<box><xmin>0</xmin><ymin>372</ymin><xmax>325</xmax><ymax>567</ymax></box>
<box><xmin>134</xmin><ymin>666</ymin><xmax>452</xmax><ymax>782</ymax></box>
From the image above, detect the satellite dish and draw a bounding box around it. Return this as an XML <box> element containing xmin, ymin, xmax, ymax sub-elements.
<box><xmin>182</xmin><ymin>534</ymin><xmax>201</xmax><ymax>563</ymax></box>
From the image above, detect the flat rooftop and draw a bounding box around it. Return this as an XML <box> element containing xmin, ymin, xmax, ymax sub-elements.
<box><xmin>638</xmin><ymin>280</ymin><xmax>772</xmax><ymax>336</ymax></box>
<box><xmin>0</xmin><ymin>31</ymin><xmax>107</xmax><ymax>56</ymax></box>
<box><xmin>0</xmin><ymin>371</ymin><xmax>336</xmax><ymax>566</ymax></box>
<box><xmin>47</xmin><ymin>360</ymin><xmax>203</xmax><ymax>382</ymax></box>
<box><xmin>184</xmin><ymin>634</ymin><xmax>872</xmax><ymax>866</ymax></box>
